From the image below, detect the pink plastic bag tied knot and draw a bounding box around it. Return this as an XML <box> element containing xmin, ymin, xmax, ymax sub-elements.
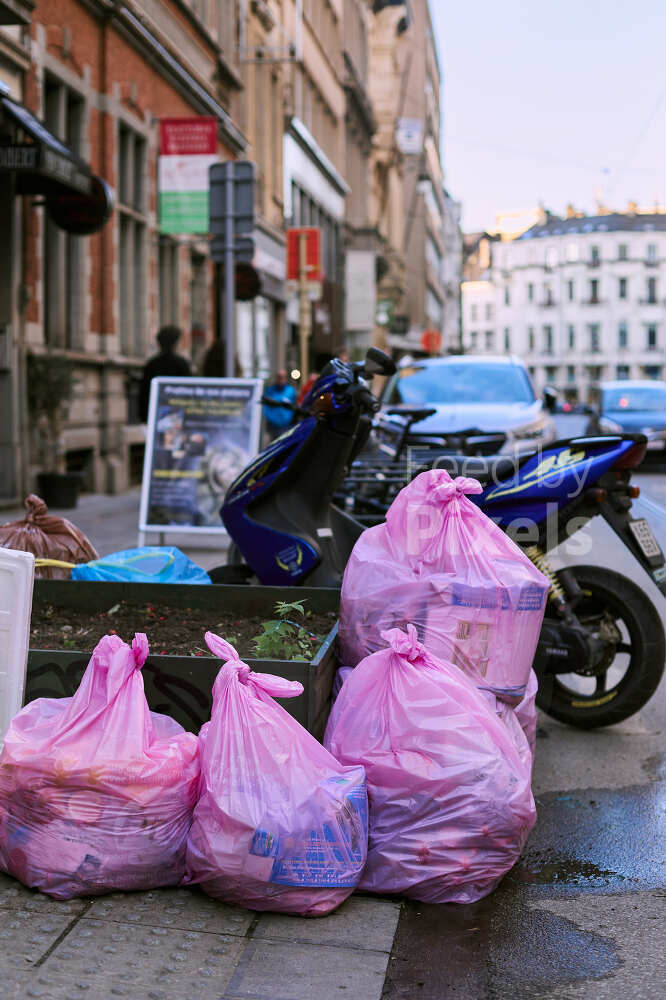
<box><xmin>131</xmin><ymin>633</ymin><xmax>149</xmax><ymax>669</ymax></box>
<box><xmin>432</xmin><ymin>470</ymin><xmax>483</xmax><ymax>500</ymax></box>
<box><xmin>381</xmin><ymin>624</ymin><xmax>422</xmax><ymax>661</ymax></box>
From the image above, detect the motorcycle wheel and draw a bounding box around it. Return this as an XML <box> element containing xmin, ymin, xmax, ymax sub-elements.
<box><xmin>536</xmin><ymin>564</ymin><xmax>665</xmax><ymax>728</ymax></box>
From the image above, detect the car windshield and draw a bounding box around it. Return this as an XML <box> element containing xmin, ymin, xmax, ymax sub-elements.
<box><xmin>603</xmin><ymin>387</ymin><xmax>666</xmax><ymax>413</ymax></box>
<box><xmin>389</xmin><ymin>364</ymin><xmax>535</xmax><ymax>405</ymax></box>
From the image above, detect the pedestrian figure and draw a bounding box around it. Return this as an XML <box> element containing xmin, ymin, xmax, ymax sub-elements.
<box><xmin>139</xmin><ymin>325</ymin><xmax>192</xmax><ymax>422</ymax></box>
<box><xmin>263</xmin><ymin>369</ymin><xmax>297</xmax><ymax>441</ymax></box>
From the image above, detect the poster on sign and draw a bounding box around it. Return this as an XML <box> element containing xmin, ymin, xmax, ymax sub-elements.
<box><xmin>139</xmin><ymin>378</ymin><xmax>262</xmax><ymax>534</ymax></box>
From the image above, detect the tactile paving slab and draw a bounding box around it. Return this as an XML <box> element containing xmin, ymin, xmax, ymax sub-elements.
<box><xmin>0</xmin><ymin>874</ymin><xmax>86</xmax><ymax>918</ymax></box>
<box><xmin>35</xmin><ymin>916</ymin><xmax>246</xmax><ymax>1000</ymax></box>
<box><xmin>88</xmin><ymin>888</ymin><xmax>253</xmax><ymax>936</ymax></box>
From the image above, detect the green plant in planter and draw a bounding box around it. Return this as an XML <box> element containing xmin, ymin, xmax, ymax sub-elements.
<box><xmin>252</xmin><ymin>600</ymin><xmax>321</xmax><ymax>661</ymax></box>
<box><xmin>27</xmin><ymin>352</ymin><xmax>77</xmax><ymax>474</ymax></box>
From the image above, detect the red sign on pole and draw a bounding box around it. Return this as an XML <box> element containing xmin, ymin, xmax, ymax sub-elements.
<box><xmin>421</xmin><ymin>329</ymin><xmax>442</xmax><ymax>354</ymax></box>
<box><xmin>286</xmin><ymin>227</ymin><xmax>322</xmax><ymax>283</ymax></box>
<box><xmin>159</xmin><ymin>117</ymin><xmax>217</xmax><ymax>155</ymax></box>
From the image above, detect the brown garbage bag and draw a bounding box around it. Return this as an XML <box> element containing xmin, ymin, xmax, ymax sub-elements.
<box><xmin>0</xmin><ymin>495</ymin><xmax>99</xmax><ymax>579</ymax></box>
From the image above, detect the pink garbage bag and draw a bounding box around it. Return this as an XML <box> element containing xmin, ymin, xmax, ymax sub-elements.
<box><xmin>0</xmin><ymin>633</ymin><xmax>200</xmax><ymax>899</ymax></box>
<box><xmin>339</xmin><ymin>469</ymin><xmax>549</xmax><ymax>703</ymax></box>
<box><xmin>185</xmin><ymin>634</ymin><xmax>368</xmax><ymax>916</ymax></box>
<box><xmin>325</xmin><ymin>625</ymin><xmax>536</xmax><ymax>904</ymax></box>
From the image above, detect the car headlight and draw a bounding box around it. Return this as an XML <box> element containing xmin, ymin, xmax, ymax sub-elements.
<box><xmin>512</xmin><ymin>420</ymin><xmax>550</xmax><ymax>441</ymax></box>
<box><xmin>500</xmin><ymin>419</ymin><xmax>554</xmax><ymax>454</ymax></box>
<box><xmin>598</xmin><ymin>417</ymin><xmax>623</xmax><ymax>433</ymax></box>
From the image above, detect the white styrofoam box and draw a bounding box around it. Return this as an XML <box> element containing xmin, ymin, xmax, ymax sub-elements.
<box><xmin>0</xmin><ymin>547</ymin><xmax>34</xmax><ymax>746</ymax></box>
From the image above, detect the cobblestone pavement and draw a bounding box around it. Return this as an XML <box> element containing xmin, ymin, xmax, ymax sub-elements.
<box><xmin>0</xmin><ymin>876</ymin><xmax>400</xmax><ymax>1000</ymax></box>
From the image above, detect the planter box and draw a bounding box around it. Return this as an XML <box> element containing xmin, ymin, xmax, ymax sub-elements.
<box><xmin>27</xmin><ymin>581</ymin><xmax>340</xmax><ymax>740</ymax></box>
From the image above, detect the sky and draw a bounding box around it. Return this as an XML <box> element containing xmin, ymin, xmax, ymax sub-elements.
<box><xmin>430</xmin><ymin>0</ymin><xmax>666</xmax><ymax>233</ymax></box>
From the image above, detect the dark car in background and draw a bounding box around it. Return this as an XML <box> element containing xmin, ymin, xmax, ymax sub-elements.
<box><xmin>587</xmin><ymin>380</ymin><xmax>666</xmax><ymax>459</ymax></box>
<box><xmin>378</xmin><ymin>355</ymin><xmax>558</xmax><ymax>455</ymax></box>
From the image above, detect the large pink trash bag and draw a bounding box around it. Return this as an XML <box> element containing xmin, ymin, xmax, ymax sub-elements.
<box><xmin>339</xmin><ymin>469</ymin><xmax>549</xmax><ymax>703</ymax></box>
<box><xmin>0</xmin><ymin>633</ymin><xmax>200</xmax><ymax>899</ymax></box>
<box><xmin>325</xmin><ymin>626</ymin><xmax>536</xmax><ymax>904</ymax></box>
<box><xmin>185</xmin><ymin>634</ymin><xmax>368</xmax><ymax>916</ymax></box>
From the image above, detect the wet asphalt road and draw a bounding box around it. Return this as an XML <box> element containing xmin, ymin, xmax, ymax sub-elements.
<box><xmin>383</xmin><ymin>421</ymin><xmax>665</xmax><ymax>999</ymax></box>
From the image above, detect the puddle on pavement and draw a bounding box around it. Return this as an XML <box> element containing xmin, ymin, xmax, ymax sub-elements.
<box><xmin>513</xmin><ymin>854</ymin><xmax>624</xmax><ymax>888</ymax></box>
<box><xmin>383</xmin><ymin>892</ymin><xmax>619</xmax><ymax>1000</ymax></box>
<box><xmin>512</xmin><ymin>783</ymin><xmax>665</xmax><ymax>895</ymax></box>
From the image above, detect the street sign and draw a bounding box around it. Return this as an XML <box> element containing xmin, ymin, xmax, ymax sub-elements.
<box><xmin>421</xmin><ymin>329</ymin><xmax>442</xmax><ymax>354</ymax></box>
<box><xmin>208</xmin><ymin>161</ymin><xmax>257</xmax><ymax>376</ymax></box>
<box><xmin>209</xmin><ymin>160</ymin><xmax>256</xmax><ymax>246</ymax></box>
<box><xmin>286</xmin><ymin>227</ymin><xmax>322</xmax><ymax>283</ymax></box>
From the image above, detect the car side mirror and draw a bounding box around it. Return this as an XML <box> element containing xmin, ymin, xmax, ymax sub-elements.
<box><xmin>543</xmin><ymin>386</ymin><xmax>558</xmax><ymax>412</ymax></box>
<box><xmin>364</xmin><ymin>347</ymin><xmax>396</xmax><ymax>377</ymax></box>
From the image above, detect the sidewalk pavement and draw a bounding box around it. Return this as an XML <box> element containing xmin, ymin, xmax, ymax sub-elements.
<box><xmin>1</xmin><ymin>489</ymin><xmax>228</xmax><ymax>570</ymax></box>
<box><xmin>1</xmin><ymin>875</ymin><xmax>401</xmax><ymax>1000</ymax></box>
<box><xmin>2</xmin><ymin>488</ymin><xmax>402</xmax><ymax>1000</ymax></box>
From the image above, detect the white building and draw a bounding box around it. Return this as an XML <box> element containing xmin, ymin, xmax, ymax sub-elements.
<box><xmin>441</xmin><ymin>188</ymin><xmax>463</xmax><ymax>351</ymax></box>
<box><xmin>462</xmin><ymin>210</ymin><xmax>666</xmax><ymax>402</ymax></box>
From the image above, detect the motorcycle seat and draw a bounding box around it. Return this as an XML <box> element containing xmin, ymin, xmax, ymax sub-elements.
<box><xmin>436</xmin><ymin>454</ymin><xmax>522</xmax><ymax>485</ymax></box>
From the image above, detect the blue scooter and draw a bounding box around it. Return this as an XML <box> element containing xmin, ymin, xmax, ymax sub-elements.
<box><xmin>218</xmin><ymin>350</ymin><xmax>666</xmax><ymax>728</ymax></box>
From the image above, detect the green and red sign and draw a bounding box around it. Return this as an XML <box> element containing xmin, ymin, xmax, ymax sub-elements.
<box><xmin>158</xmin><ymin>117</ymin><xmax>218</xmax><ymax>234</ymax></box>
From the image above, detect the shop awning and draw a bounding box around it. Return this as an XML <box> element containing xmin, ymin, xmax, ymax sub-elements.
<box><xmin>0</xmin><ymin>94</ymin><xmax>92</xmax><ymax>195</ymax></box>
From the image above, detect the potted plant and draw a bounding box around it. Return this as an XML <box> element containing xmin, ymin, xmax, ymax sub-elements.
<box><xmin>26</xmin><ymin>352</ymin><xmax>81</xmax><ymax>508</ymax></box>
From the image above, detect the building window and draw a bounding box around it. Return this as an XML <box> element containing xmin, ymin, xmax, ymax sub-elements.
<box><xmin>471</xmin><ymin>304</ymin><xmax>477</xmax><ymax>321</ymax></box>
<box><xmin>618</xmin><ymin>277</ymin><xmax>627</xmax><ymax>299</ymax></box>
<box><xmin>647</xmin><ymin>324</ymin><xmax>658</xmax><ymax>350</ymax></box>
<box><xmin>589</xmin><ymin>278</ymin><xmax>599</xmax><ymax>304</ymax></box>
<box><xmin>504</xmin><ymin>327</ymin><xmax>510</xmax><ymax>352</ymax></box>
<box><xmin>568</xmin><ymin>324</ymin><xmax>575</xmax><ymax>349</ymax></box>
<box><xmin>485</xmin><ymin>302</ymin><xmax>493</xmax><ymax>320</ymax></box>
<box><xmin>543</xmin><ymin>283</ymin><xmax>554</xmax><ymax>306</ymax></box>
<box><xmin>470</xmin><ymin>330</ymin><xmax>478</xmax><ymax>349</ymax></box>
<box><xmin>118</xmin><ymin>121</ymin><xmax>147</xmax><ymax>356</ymax></box>
<box><xmin>643</xmin><ymin>365</ymin><xmax>662</xmax><ymax>379</ymax></box>
<box><xmin>647</xmin><ymin>243</ymin><xmax>657</xmax><ymax>264</ymax></box>
<box><xmin>528</xmin><ymin>326</ymin><xmax>535</xmax><ymax>351</ymax></box>
<box><xmin>616</xmin><ymin>365</ymin><xmax>630</xmax><ymax>380</ymax></box>
<box><xmin>590</xmin><ymin>245</ymin><xmax>600</xmax><ymax>265</ymax></box>
<box><xmin>189</xmin><ymin>250</ymin><xmax>207</xmax><ymax>366</ymax></box>
<box><xmin>545</xmin><ymin>246</ymin><xmax>557</xmax><ymax>268</ymax></box>
<box><xmin>426</xmin><ymin>286</ymin><xmax>443</xmax><ymax>328</ymax></box>
<box><xmin>588</xmin><ymin>324</ymin><xmax>601</xmax><ymax>353</ymax></box>
<box><xmin>567</xmin><ymin>365</ymin><xmax>576</xmax><ymax>383</ymax></box>
<box><xmin>158</xmin><ymin>237</ymin><xmax>179</xmax><ymax>328</ymax></box>
<box><xmin>527</xmin><ymin>282</ymin><xmax>534</xmax><ymax>302</ymax></box>
<box><xmin>485</xmin><ymin>330</ymin><xmax>494</xmax><ymax>351</ymax></box>
<box><xmin>647</xmin><ymin>276</ymin><xmax>658</xmax><ymax>304</ymax></box>
<box><xmin>618</xmin><ymin>243</ymin><xmax>628</xmax><ymax>261</ymax></box>
<box><xmin>504</xmin><ymin>286</ymin><xmax>510</xmax><ymax>306</ymax></box>
<box><xmin>566</xmin><ymin>242</ymin><xmax>578</xmax><ymax>262</ymax></box>
<box><xmin>618</xmin><ymin>322</ymin><xmax>628</xmax><ymax>349</ymax></box>
<box><xmin>543</xmin><ymin>325</ymin><xmax>553</xmax><ymax>355</ymax></box>
<box><xmin>43</xmin><ymin>74</ymin><xmax>85</xmax><ymax>350</ymax></box>
<box><xmin>567</xmin><ymin>280</ymin><xmax>574</xmax><ymax>301</ymax></box>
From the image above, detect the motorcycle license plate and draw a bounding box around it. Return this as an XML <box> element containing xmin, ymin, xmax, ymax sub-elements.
<box><xmin>628</xmin><ymin>518</ymin><xmax>663</xmax><ymax>561</ymax></box>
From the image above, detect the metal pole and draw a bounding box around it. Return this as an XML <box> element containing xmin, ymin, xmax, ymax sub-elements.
<box><xmin>298</xmin><ymin>231</ymin><xmax>310</xmax><ymax>386</ymax></box>
<box><xmin>224</xmin><ymin>161</ymin><xmax>235</xmax><ymax>377</ymax></box>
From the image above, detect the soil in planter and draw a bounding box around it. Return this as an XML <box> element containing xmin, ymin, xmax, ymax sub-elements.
<box><xmin>30</xmin><ymin>600</ymin><xmax>337</xmax><ymax>659</ymax></box>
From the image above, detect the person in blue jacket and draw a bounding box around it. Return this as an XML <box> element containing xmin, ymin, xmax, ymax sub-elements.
<box><xmin>263</xmin><ymin>369</ymin><xmax>297</xmax><ymax>441</ymax></box>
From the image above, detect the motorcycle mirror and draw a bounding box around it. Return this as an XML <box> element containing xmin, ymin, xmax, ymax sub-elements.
<box><xmin>364</xmin><ymin>347</ymin><xmax>396</xmax><ymax>377</ymax></box>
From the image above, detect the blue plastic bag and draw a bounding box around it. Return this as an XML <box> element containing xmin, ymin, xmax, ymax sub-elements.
<box><xmin>71</xmin><ymin>547</ymin><xmax>211</xmax><ymax>584</ymax></box>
